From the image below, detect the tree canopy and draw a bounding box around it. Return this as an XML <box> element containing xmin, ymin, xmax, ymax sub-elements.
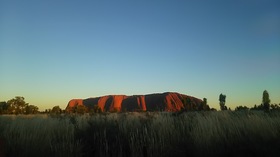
<box><xmin>51</xmin><ymin>106</ymin><xmax>62</xmax><ymax>114</ymax></box>
<box><xmin>0</xmin><ymin>97</ymin><xmax>39</xmax><ymax>114</ymax></box>
<box><xmin>262</xmin><ymin>90</ymin><xmax>270</xmax><ymax>111</ymax></box>
<box><xmin>219</xmin><ymin>94</ymin><xmax>227</xmax><ymax>110</ymax></box>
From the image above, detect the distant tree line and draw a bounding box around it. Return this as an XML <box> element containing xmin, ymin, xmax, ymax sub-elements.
<box><xmin>220</xmin><ymin>90</ymin><xmax>280</xmax><ymax>112</ymax></box>
<box><xmin>0</xmin><ymin>97</ymin><xmax>65</xmax><ymax>115</ymax></box>
<box><xmin>1</xmin><ymin>90</ymin><xmax>279</xmax><ymax>115</ymax></box>
<box><xmin>0</xmin><ymin>96</ymin><xmax>102</xmax><ymax>115</ymax></box>
<box><xmin>66</xmin><ymin>105</ymin><xmax>103</xmax><ymax>114</ymax></box>
<box><xmin>0</xmin><ymin>96</ymin><xmax>39</xmax><ymax>114</ymax></box>
<box><xmin>181</xmin><ymin>97</ymin><xmax>211</xmax><ymax>111</ymax></box>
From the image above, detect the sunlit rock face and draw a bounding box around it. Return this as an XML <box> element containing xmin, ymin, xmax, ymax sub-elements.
<box><xmin>66</xmin><ymin>92</ymin><xmax>203</xmax><ymax>112</ymax></box>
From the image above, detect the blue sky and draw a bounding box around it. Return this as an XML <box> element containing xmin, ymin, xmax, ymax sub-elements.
<box><xmin>1</xmin><ymin>0</ymin><xmax>280</xmax><ymax>110</ymax></box>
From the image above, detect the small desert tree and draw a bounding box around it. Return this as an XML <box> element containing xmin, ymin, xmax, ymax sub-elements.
<box><xmin>203</xmin><ymin>98</ymin><xmax>207</xmax><ymax>106</ymax></box>
<box><xmin>219</xmin><ymin>93</ymin><xmax>227</xmax><ymax>110</ymax></box>
<box><xmin>7</xmin><ymin>96</ymin><xmax>28</xmax><ymax>114</ymax></box>
<box><xmin>51</xmin><ymin>106</ymin><xmax>62</xmax><ymax>114</ymax></box>
<box><xmin>75</xmin><ymin>105</ymin><xmax>88</xmax><ymax>114</ymax></box>
<box><xmin>271</xmin><ymin>104</ymin><xmax>280</xmax><ymax>111</ymax></box>
<box><xmin>262</xmin><ymin>90</ymin><xmax>270</xmax><ymax>111</ymax></box>
<box><xmin>199</xmin><ymin>98</ymin><xmax>210</xmax><ymax>111</ymax></box>
<box><xmin>25</xmin><ymin>105</ymin><xmax>39</xmax><ymax>114</ymax></box>
<box><xmin>235</xmin><ymin>105</ymin><xmax>249</xmax><ymax>111</ymax></box>
<box><xmin>90</xmin><ymin>105</ymin><xmax>102</xmax><ymax>113</ymax></box>
<box><xmin>0</xmin><ymin>101</ymin><xmax>8</xmax><ymax>114</ymax></box>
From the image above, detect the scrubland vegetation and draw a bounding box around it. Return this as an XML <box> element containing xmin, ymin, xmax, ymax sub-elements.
<box><xmin>1</xmin><ymin>111</ymin><xmax>280</xmax><ymax>157</ymax></box>
<box><xmin>1</xmin><ymin>90</ymin><xmax>279</xmax><ymax>156</ymax></box>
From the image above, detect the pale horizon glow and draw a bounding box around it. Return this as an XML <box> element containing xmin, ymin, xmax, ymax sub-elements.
<box><xmin>1</xmin><ymin>0</ymin><xmax>280</xmax><ymax>111</ymax></box>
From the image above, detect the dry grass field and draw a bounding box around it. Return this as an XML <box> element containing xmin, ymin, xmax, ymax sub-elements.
<box><xmin>1</xmin><ymin>111</ymin><xmax>280</xmax><ymax>157</ymax></box>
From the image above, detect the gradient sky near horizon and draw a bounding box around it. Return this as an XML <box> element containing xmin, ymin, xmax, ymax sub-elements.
<box><xmin>1</xmin><ymin>0</ymin><xmax>280</xmax><ymax>111</ymax></box>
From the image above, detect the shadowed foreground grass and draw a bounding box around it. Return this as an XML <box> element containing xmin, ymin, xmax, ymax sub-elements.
<box><xmin>0</xmin><ymin>111</ymin><xmax>280</xmax><ymax>157</ymax></box>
